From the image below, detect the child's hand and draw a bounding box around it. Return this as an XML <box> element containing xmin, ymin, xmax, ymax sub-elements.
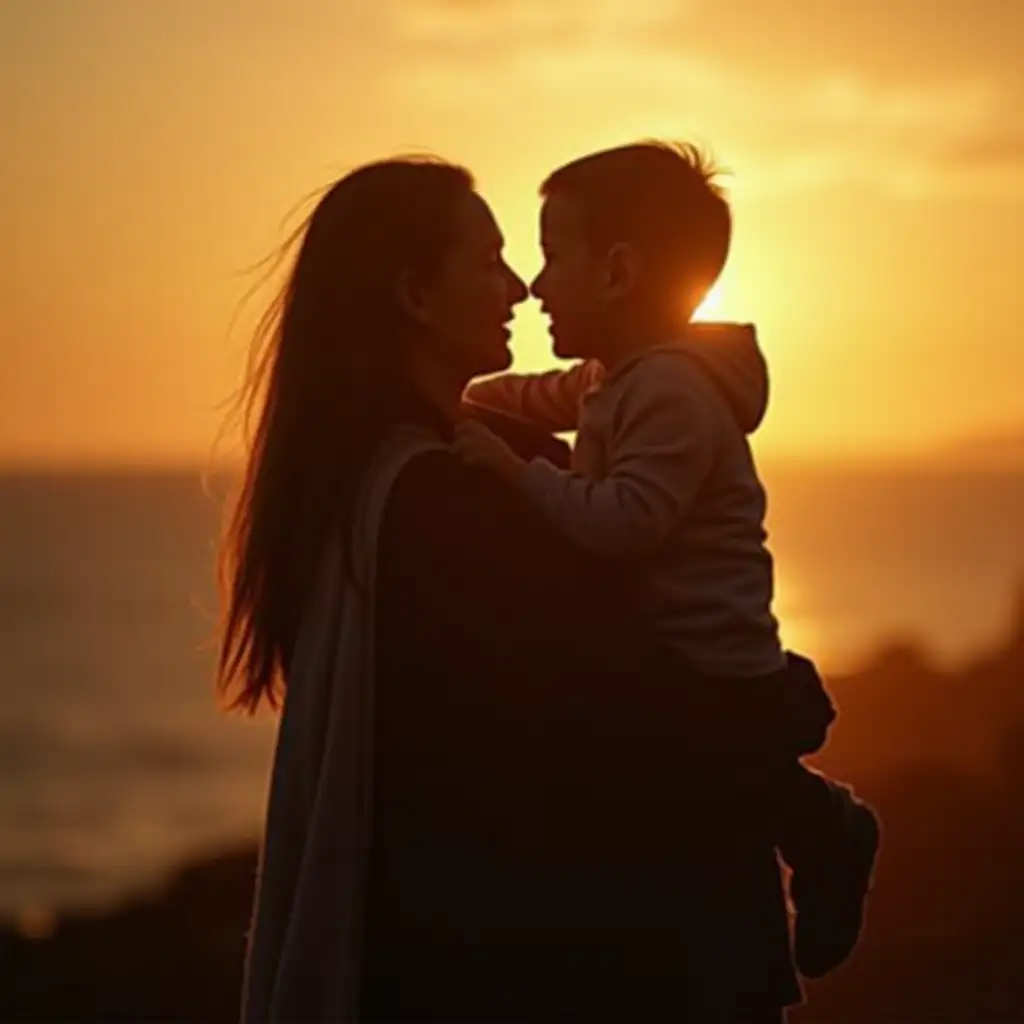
<box><xmin>453</xmin><ymin>421</ymin><xmax>527</xmax><ymax>483</ymax></box>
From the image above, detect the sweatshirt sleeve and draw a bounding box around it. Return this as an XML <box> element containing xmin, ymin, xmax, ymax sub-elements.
<box><xmin>463</xmin><ymin>361</ymin><xmax>603</xmax><ymax>433</ymax></box>
<box><xmin>519</xmin><ymin>355</ymin><xmax>719</xmax><ymax>558</ymax></box>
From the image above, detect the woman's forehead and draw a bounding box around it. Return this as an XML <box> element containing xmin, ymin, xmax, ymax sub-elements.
<box><xmin>455</xmin><ymin>192</ymin><xmax>504</xmax><ymax>248</ymax></box>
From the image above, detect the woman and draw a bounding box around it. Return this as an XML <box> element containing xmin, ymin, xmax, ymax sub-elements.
<box><xmin>218</xmin><ymin>157</ymin><xmax>829</xmax><ymax>1021</ymax></box>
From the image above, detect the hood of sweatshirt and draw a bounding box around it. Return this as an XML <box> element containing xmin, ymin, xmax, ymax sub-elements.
<box><xmin>677</xmin><ymin>322</ymin><xmax>769</xmax><ymax>434</ymax></box>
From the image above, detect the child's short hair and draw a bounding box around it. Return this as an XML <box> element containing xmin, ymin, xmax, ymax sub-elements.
<box><xmin>541</xmin><ymin>140</ymin><xmax>731</xmax><ymax>308</ymax></box>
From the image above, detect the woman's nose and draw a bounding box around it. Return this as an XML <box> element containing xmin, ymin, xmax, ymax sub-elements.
<box><xmin>507</xmin><ymin>267</ymin><xmax>529</xmax><ymax>305</ymax></box>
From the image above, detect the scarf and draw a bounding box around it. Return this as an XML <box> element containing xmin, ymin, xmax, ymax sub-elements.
<box><xmin>241</xmin><ymin>426</ymin><xmax>447</xmax><ymax>1022</ymax></box>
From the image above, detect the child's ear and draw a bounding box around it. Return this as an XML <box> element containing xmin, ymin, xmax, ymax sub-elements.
<box><xmin>604</xmin><ymin>242</ymin><xmax>644</xmax><ymax>302</ymax></box>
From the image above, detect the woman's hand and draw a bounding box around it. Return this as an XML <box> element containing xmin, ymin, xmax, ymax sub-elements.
<box><xmin>453</xmin><ymin>420</ymin><xmax>528</xmax><ymax>485</ymax></box>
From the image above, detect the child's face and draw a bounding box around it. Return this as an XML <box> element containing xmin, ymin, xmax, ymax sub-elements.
<box><xmin>531</xmin><ymin>194</ymin><xmax>610</xmax><ymax>362</ymax></box>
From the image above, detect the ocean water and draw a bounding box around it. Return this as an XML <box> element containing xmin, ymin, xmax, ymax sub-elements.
<box><xmin>0</xmin><ymin>465</ymin><xmax>1021</xmax><ymax>917</ymax></box>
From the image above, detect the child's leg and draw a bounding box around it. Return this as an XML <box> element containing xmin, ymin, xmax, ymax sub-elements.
<box><xmin>773</xmin><ymin>761</ymin><xmax>850</xmax><ymax>862</ymax></box>
<box><xmin>770</xmin><ymin>761</ymin><xmax>880</xmax><ymax>979</ymax></box>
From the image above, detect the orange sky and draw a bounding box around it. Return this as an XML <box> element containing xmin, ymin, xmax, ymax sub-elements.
<box><xmin>3</xmin><ymin>0</ymin><xmax>1023</xmax><ymax>466</ymax></box>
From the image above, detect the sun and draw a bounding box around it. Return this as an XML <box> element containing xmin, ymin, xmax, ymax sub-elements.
<box><xmin>692</xmin><ymin>281</ymin><xmax>725</xmax><ymax>322</ymax></box>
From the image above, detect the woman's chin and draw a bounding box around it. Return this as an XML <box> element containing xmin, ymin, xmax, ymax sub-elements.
<box><xmin>492</xmin><ymin>343</ymin><xmax>514</xmax><ymax>372</ymax></box>
<box><xmin>469</xmin><ymin>342</ymin><xmax>513</xmax><ymax>378</ymax></box>
<box><xmin>552</xmin><ymin>336</ymin><xmax>577</xmax><ymax>360</ymax></box>
<box><xmin>494</xmin><ymin>331</ymin><xmax>515</xmax><ymax>366</ymax></box>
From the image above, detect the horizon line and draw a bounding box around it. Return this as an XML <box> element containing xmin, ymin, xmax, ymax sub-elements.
<box><xmin>1</xmin><ymin>448</ymin><xmax>1022</xmax><ymax>476</ymax></box>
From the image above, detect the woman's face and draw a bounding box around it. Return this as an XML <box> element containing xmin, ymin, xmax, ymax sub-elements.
<box><xmin>405</xmin><ymin>192</ymin><xmax>528</xmax><ymax>382</ymax></box>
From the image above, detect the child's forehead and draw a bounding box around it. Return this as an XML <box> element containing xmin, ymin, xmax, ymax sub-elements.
<box><xmin>539</xmin><ymin>193</ymin><xmax>588</xmax><ymax>243</ymax></box>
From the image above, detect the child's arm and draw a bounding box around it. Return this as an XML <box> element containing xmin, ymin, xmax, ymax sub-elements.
<box><xmin>463</xmin><ymin>360</ymin><xmax>604</xmax><ymax>433</ymax></box>
<box><xmin>516</xmin><ymin>357</ymin><xmax>719</xmax><ymax>558</ymax></box>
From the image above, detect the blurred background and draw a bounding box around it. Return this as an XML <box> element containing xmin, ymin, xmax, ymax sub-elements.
<box><xmin>2</xmin><ymin>1</ymin><xmax>1022</xmax><ymax>1020</ymax></box>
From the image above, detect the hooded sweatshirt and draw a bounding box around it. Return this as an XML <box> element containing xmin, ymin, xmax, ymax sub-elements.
<box><xmin>464</xmin><ymin>323</ymin><xmax>785</xmax><ymax>677</ymax></box>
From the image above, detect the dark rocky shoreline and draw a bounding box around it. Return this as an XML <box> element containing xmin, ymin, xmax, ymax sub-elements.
<box><xmin>4</xmin><ymin>596</ymin><xmax>1022</xmax><ymax>1022</ymax></box>
<box><xmin>1</xmin><ymin>845</ymin><xmax>256</xmax><ymax>1022</ymax></box>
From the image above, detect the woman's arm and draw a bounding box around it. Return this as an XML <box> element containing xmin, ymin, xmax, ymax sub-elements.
<box><xmin>460</xmin><ymin>402</ymin><xmax>572</xmax><ymax>468</ymax></box>
<box><xmin>372</xmin><ymin>448</ymin><xmax>807</xmax><ymax>1016</ymax></box>
<box><xmin>377</xmin><ymin>450</ymin><xmax>831</xmax><ymax>796</ymax></box>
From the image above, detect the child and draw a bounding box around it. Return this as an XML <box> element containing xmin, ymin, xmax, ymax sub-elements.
<box><xmin>458</xmin><ymin>140</ymin><xmax>879</xmax><ymax>979</ymax></box>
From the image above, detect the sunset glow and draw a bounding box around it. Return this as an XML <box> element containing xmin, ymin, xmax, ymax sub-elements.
<box><xmin>3</xmin><ymin>0</ymin><xmax>1022</xmax><ymax>466</ymax></box>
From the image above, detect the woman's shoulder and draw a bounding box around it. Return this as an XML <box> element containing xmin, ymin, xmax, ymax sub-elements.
<box><xmin>386</xmin><ymin>447</ymin><xmax>553</xmax><ymax>543</ymax></box>
<box><xmin>387</xmin><ymin>446</ymin><xmax>500</xmax><ymax>515</ymax></box>
<box><xmin>381</xmin><ymin>447</ymin><xmax>599</xmax><ymax>583</ymax></box>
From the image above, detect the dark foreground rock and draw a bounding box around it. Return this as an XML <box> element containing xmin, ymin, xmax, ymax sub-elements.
<box><xmin>1</xmin><ymin>847</ymin><xmax>257</xmax><ymax>1022</ymax></box>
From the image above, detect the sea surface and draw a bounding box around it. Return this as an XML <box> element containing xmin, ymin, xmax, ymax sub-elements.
<box><xmin>1</xmin><ymin>465</ymin><xmax>1021</xmax><ymax>916</ymax></box>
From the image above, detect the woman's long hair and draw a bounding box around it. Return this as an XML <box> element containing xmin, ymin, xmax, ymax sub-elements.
<box><xmin>218</xmin><ymin>158</ymin><xmax>474</xmax><ymax>714</ymax></box>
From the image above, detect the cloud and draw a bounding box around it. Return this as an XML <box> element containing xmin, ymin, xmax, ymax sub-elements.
<box><xmin>383</xmin><ymin>0</ymin><xmax>1024</xmax><ymax>197</ymax></box>
<box><xmin>389</xmin><ymin>0</ymin><xmax>592</xmax><ymax>47</ymax></box>
<box><xmin>399</xmin><ymin>0</ymin><xmax>1023</xmax><ymax>84</ymax></box>
<box><xmin>936</xmin><ymin>131</ymin><xmax>1024</xmax><ymax>172</ymax></box>
<box><xmin>389</xmin><ymin>0</ymin><xmax>703</xmax><ymax>55</ymax></box>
